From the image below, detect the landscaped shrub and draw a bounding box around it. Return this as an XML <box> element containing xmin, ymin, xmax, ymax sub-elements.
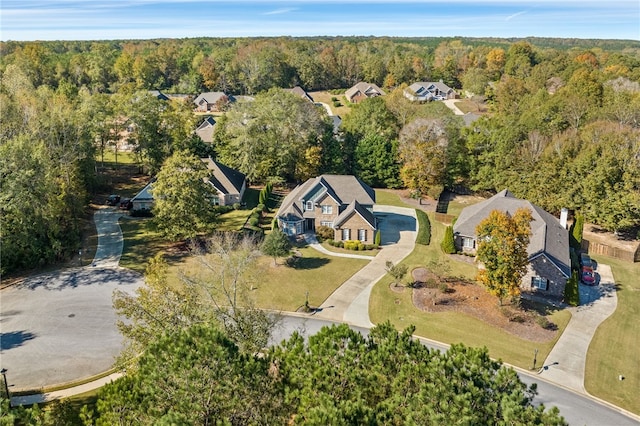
<box><xmin>316</xmin><ymin>225</ymin><xmax>334</xmax><ymax>241</ymax></box>
<box><xmin>327</xmin><ymin>239</ymin><xmax>334</xmax><ymax>246</ymax></box>
<box><xmin>213</xmin><ymin>205</ymin><xmax>233</xmax><ymax>214</ymax></box>
<box><xmin>374</xmin><ymin>230</ymin><xmax>381</xmax><ymax>246</ymax></box>
<box><xmin>249</xmin><ymin>216</ymin><xmax>260</xmax><ymax>227</ymax></box>
<box><xmin>256</xmin><ymin>203</ymin><xmax>266</xmax><ymax>213</ymax></box>
<box><xmin>441</xmin><ymin>225</ymin><xmax>457</xmax><ymax>254</ymax></box>
<box><xmin>131</xmin><ymin>209</ymin><xmax>153</xmax><ymax>217</ymax></box>
<box><xmin>232</xmin><ymin>202</ymin><xmax>241</xmax><ymax>210</ymax></box>
<box><xmin>564</xmin><ymin>271</ymin><xmax>580</xmax><ymax>306</ymax></box>
<box><xmin>343</xmin><ymin>240</ymin><xmax>365</xmax><ymax>251</ymax></box>
<box><xmin>415</xmin><ymin>210</ymin><xmax>431</xmax><ymax>245</ymax></box>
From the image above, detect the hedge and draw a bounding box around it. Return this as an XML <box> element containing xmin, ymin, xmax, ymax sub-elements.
<box><xmin>564</xmin><ymin>271</ymin><xmax>580</xmax><ymax>307</ymax></box>
<box><xmin>415</xmin><ymin>210</ymin><xmax>431</xmax><ymax>245</ymax></box>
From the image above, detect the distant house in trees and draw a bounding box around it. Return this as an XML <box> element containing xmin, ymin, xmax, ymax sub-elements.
<box><xmin>277</xmin><ymin>175</ymin><xmax>377</xmax><ymax>244</ymax></box>
<box><xmin>345</xmin><ymin>82</ymin><xmax>386</xmax><ymax>104</ymax></box>
<box><xmin>195</xmin><ymin>116</ymin><xmax>216</xmax><ymax>143</ymax></box>
<box><xmin>130</xmin><ymin>158</ymin><xmax>246</xmax><ymax>211</ymax></box>
<box><xmin>453</xmin><ymin>190</ymin><xmax>570</xmax><ymax>298</ymax></box>
<box><xmin>284</xmin><ymin>86</ymin><xmax>314</xmax><ymax>103</ymax></box>
<box><xmin>404</xmin><ymin>81</ymin><xmax>457</xmax><ymax>102</ymax></box>
<box><xmin>148</xmin><ymin>90</ymin><xmax>170</xmax><ymax>101</ymax></box>
<box><xmin>193</xmin><ymin>92</ymin><xmax>235</xmax><ymax>112</ymax></box>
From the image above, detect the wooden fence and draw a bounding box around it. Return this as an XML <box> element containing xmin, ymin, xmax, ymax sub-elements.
<box><xmin>582</xmin><ymin>239</ymin><xmax>640</xmax><ymax>263</ymax></box>
<box><xmin>434</xmin><ymin>212</ymin><xmax>456</xmax><ymax>225</ymax></box>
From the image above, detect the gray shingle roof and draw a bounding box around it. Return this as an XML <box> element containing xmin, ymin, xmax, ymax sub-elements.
<box><xmin>333</xmin><ymin>200</ymin><xmax>376</xmax><ymax>229</ymax></box>
<box><xmin>195</xmin><ymin>116</ymin><xmax>216</xmax><ymax>143</ymax></box>
<box><xmin>453</xmin><ymin>189</ymin><xmax>570</xmax><ymax>277</ymax></box>
<box><xmin>345</xmin><ymin>82</ymin><xmax>385</xmax><ymax>100</ymax></box>
<box><xmin>277</xmin><ymin>174</ymin><xmax>375</xmax><ymax>221</ymax></box>
<box><xmin>201</xmin><ymin>157</ymin><xmax>246</xmax><ymax>196</ymax></box>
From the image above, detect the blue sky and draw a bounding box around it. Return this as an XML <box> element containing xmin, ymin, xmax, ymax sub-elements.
<box><xmin>1</xmin><ymin>1</ymin><xmax>638</xmax><ymax>41</ymax></box>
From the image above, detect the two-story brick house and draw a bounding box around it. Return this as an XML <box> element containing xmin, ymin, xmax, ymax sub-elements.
<box><xmin>277</xmin><ymin>175</ymin><xmax>377</xmax><ymax>244</ymax></box>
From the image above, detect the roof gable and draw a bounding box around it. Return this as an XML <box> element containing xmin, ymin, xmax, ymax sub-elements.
<box><xmin>334</xmin><ymin>200</ymin><xmax>376</xmax><ymax>229</ymax></box>
<box><xmin>453</xmin><ymin>189</ymin><xmax>570</xmax><ymax>276</ymax></box>
<box><xmin>200</xmin><ymin>157</ymin><xmax>245</xmax><ymax>195</ymax></box>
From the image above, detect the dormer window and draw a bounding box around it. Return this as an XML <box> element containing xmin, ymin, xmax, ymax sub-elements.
<box><xmin>306</xmin><ymin>201</ymin><xmax>314</xmax><ymax>211</ymax></box>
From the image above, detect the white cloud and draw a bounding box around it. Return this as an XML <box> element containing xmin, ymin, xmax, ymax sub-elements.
<box><xmin>263</xmin><ymin>7</ymin><xmax>297</xmax><ymax>15</ymax></box>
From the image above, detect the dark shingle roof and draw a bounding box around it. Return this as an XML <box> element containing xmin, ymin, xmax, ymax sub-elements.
<box><xmin>201</xmin><ymin>157</ymin><xmax>245</xmax><ymax>196</ymax></box>
<box><xmin>453</xmin><ymin>189</ymin><xmax>570</xmax><ymax>277</ymax></box>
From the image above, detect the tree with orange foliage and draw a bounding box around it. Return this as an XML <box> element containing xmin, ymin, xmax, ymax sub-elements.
<box><xmin>475</xmin><ymin>208</ymin><xmax>532</xmax><ymax>305</ymax></box>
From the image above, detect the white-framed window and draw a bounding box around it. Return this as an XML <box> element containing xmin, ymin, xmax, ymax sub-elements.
<box><xmin>358</xmin><ymin>229</ymin><xmax>367</xmax><ymax>242</ymax></box>
<box><xmin>463</xmin><ymin>237</ymin><xmax>475</xmax><ymax>249</ymax></box>
<box><xmin>342</xmin><ymin>228</ymin><xmax>350</xmax><ymax>240</ymax></box>
<box><xmin>321</xmin><ymin>205</ymin><xmax>333</xmax><ymax>214</ymax></box>
<box><xmin>321</xmin><ymin>221</ymin><xmax>333</xmax><ymax>228</ymax></box>
<box><xmin>296</xmin><ymin>222</ymin><xmax>303</xmax><ymax>234</ymax></box>
<box><xmin>305</xmin><ymin>201</ymin><xmax>313</xmax><ymax>211</ymax></box>
<box><xmin>532</xmin><ymin>276</ymin><xmax>548</xmax><ymax>291</ymax></box>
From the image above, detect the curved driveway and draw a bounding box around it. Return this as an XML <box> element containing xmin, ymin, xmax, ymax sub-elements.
<box><xmin>313</xmin><ymin>206</ymin><xmax>417</xmax><ymax>326</ymax></box>
<box><xmin>0</xmin><ymin>208</ymin><xmax>143</xmax><ymax>391</ymax></box>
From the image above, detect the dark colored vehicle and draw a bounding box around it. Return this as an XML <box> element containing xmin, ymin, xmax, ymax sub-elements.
<box><xmin>119</xmin><ymin>198</ymin><xmax>133</xmax><ymax>210</ymax></box>
<box><xmin>580</xmin><ymin>253</ymin><xmax>593</xmax><ymax>269</ymax></box>
<box><xmin>106</xmin><ymin>194</ymin><xmax>121</xmax><ymax>206</ymax></box>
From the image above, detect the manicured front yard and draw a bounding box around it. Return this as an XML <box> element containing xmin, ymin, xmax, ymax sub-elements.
<box><xmin>166</xmin><ymin>246</ymin><xmax>369</xmax><ymax>312</ymax></box>
<box><xmin>585</xmin><ymin>256</ymin><xmax>640</xmax><ymax>415</ymax></box>
<box><xmin>119</xmin><ymin>217</ymin><xmax>168</xmax><ymax>273</ymax></box>
<box><xmin>370</xmin><ymin>190</ymin><xmax>571</xmax><ymax>370</ymax></box>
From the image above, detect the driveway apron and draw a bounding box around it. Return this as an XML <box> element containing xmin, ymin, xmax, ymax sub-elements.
<box><xmin>313</xmin><ymin>206</ymin><xmax>417</xmax><ymax>327</ymax></box>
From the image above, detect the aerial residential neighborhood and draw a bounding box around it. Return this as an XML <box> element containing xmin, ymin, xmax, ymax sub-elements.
<box><xmin>1</xmin><ymin>14</ymin><xmax>640</xmax><ymax>424</ymax></box>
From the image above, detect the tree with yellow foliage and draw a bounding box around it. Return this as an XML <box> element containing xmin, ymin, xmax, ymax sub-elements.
<box><xmin>475</xmin><ymin>208</ymin><xmax>532</xmax><ymax>305</ymax></box>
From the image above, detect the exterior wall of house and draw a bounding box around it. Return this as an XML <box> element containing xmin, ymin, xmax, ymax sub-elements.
<box><xmin>313</xmin><ymin>194</ymin><xmax>341</xmax><ymax>229</ymax></box>
<box><xmin>521</xmin><ymin>255</ymin><xmax>567</xmax><ymax>298</ymax></box>
<box><xmin>334</xmin><ymin>213</ymin><xmax>375</xmax><ymax>244</ymax></box>
<box><xmin>455</xmin><ymin>235</ymin><xmax>476</xmax><ymax>253</ymax></box>
<box><xmin>133</xmin><ymin>199</ymin><xmax>153</xmax><ymax>211</ymax></box>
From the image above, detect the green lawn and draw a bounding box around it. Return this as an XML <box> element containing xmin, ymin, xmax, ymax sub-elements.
<box><xmin>585</xmin><ymin>256</ymin><xmax>640</xmax><ymax>414</ymax></box>
<box><xmin>168</xmin><ymin>246</ymin><xmax>369</xmax><ymax>312</ymax></box>
<box><xmin>375</xmin><ymin>189</ymin><xmax>414</xmax><ymax>208</ymax></box>
<box><xmin>97</xmin><ymin>150</ymin><xmax>136</xmax><ymax>165</ymax></box>
<box><xmin>119</xmin><ymin>217</ymin><xmax>167</xmax><ymax>273</ymax></box>
<box><xmin>216</xmin><ymin>209</ymin><xmax>252</xmax><ymax>231</ymax></box>
<box><xmin>369</xmin><ymin>212</ymin><xmax>571</xmax><ymax>370</ymax></box>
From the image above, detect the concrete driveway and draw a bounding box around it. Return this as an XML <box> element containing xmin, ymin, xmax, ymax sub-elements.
<box><xmin>0</xmin><ymin>208</ymin><xmax>143</xmax><ymax>391</ymax></box>
<box><xmin>313</xmin><ymin>206</ymin><xmax>417</xmax><ymax>326</ymax></box>
<box><xmin>538</xmin><ymin>263</ymin><xmax>618</xmax><ymax>393</ymax></box>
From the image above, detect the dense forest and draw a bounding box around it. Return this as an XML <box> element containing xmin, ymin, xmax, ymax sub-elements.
<box><xmin>1</xmin><ymin>36</ymin><xmax>639</xmax><ymax>275</ymax></box>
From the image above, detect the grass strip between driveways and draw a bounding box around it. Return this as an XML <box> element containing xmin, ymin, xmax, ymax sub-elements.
<box><xmin>584</xmin><ymin>256</ymin><xmax>640</xmax><ymax>415</ymax></box>
<box><xmin>370</xmin><ymin>191</ymin><xmax>571</xmax><ymax>371</ymax></box>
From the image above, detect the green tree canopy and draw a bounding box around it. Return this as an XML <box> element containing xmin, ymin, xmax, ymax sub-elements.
<box><xmin>151</xmin><ymin>150</ymin><xmax>217</xmax><ymax>241</ymax></box>
<box><xmin>261</xmin><ymin>228</ymin><xmax>292</xmax><ymax>265</ymax></box>
<box><xmin>215</xmin><ymin>88</ymin><xmax>332</xmax><ymax>183</ymax></box>
<box><xmin>93</xmin><ymin>322</ymin><xmax>566</xmax><ymax>425</ymax></box>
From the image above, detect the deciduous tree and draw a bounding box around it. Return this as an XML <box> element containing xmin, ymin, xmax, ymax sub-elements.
<box><xmin>475</xmin><ymin>208</ymin><xmax>533</xmax><ymax>304</ymax></box>
<box><xmin>151</xmin><ymin>150</ymin><xmax>217</xmax><ymax>241</ymax></box>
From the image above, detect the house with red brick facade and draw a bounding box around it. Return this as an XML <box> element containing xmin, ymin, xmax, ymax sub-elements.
<box><xmin>277</xmin><ymin>175</ymin><xmax>377</xmax><ymax>244</ymax></box>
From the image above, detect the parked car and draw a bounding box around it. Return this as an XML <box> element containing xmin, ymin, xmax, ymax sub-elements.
<box><xmin>581</xmin><ymin>268</ymin><xmax>596</xmax><ymax>285</ymax></box>
<box><xmin>580</xmin><ymin>253</ymin><xmax>592</xmax><ymax>269</ymax></box>
<box><xmin>119</xmin><ymin>198</ymin><xmax>133</xmax><ymax>210</ymax></box>
<box><xmin>106</xmin><ymin>194</ymin><xmax>121</xmax><ymax>206</ymax></box>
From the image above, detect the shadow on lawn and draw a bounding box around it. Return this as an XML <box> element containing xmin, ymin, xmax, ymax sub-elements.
<box><xmin>289</xmin><ymin>257</ymin><xmax>330</xmax><ymax>270</ymax></box>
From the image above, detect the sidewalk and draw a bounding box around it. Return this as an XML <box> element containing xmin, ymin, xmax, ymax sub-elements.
<box><xmin>538</xmin><ymin>264</ymin><xmax>618</xmax><ymax>393</ymax></box>
<box><xmin>312</xmin><ymin>206</ymin><xmax>417</xmax><ymax>327</ymax></box>
<box><xmin>10</xmin><ymin>373</ymin><xmax>123</xmax><ymax>406</ymax></box>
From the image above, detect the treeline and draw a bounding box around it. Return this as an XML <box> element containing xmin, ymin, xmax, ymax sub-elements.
<box><xmin>1</xmin><ymin>37</ymin><xmax>638</xmax><ymax>95</ymax></box>
<box><xmin>1</xmin><ymin>36</ymin><xmax>639</xmax><ymax>275</ymax></box>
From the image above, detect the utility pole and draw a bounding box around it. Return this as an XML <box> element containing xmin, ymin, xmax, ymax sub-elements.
<box><xmin>532</xmin><ymin>348</ymin><xmax>539</xmax><ymax>370</ymax></box>
<box><xmin>1</xmin><ymin>368</ymin><xmax>10</xmax><ymax>403</ymax></box>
